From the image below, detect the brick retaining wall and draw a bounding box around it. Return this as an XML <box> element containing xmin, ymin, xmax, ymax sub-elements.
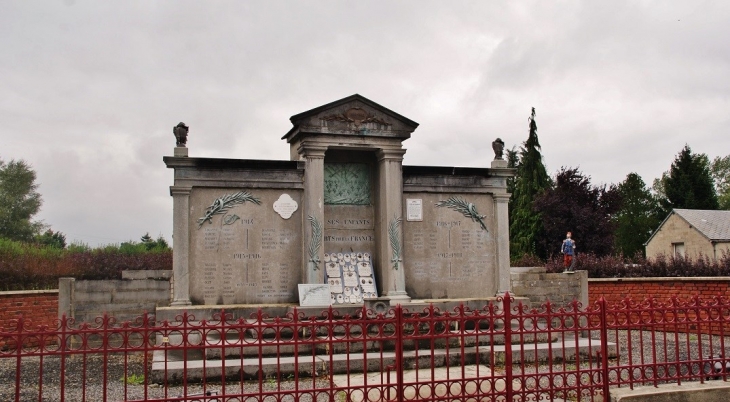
<box><xmin>588</xmin><ymin>278</ymin><xmax>730</xmax><ymax>335</ymax></box>
<box><xmin>588</xmin><ymin>278</ymin><xmax>730</xmax><ymax>305</ymax></box>
<box><xmin>0</xmin><ymin>290</ymin><xmax>58</xmax><ymax>348</ymax></box>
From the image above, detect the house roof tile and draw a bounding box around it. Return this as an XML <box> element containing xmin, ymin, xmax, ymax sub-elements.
<box><xmin>674</xmin><ymin>209</ymin><xmax>730</xmax><ymax>241</ymax></box>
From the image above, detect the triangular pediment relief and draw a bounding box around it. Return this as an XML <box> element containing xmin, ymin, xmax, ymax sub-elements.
<box><xmin>283</xmin><ymin>94</ymin><xmax>419</xmax><ymax>142</ymax></box>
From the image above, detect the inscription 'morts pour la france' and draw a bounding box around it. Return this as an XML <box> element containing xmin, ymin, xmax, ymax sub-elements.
<box><xmin>324</xmin><ymin>235</ymin><xmax>374</xmax><ymax>242</ymax></box>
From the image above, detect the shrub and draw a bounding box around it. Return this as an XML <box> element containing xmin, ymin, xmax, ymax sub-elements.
<box><xmin>544</xmin><ymin>251</ymin><xmax>730</xmax><ymax>278</ymax></box>
<box><xmin>0</xmin><ymin>238</ymin><xmax>172</xmax><ymax>290</ymax></box>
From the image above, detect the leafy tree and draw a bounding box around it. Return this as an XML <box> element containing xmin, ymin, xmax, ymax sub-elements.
<box><xmin>35</xmin><ymin>229</ymin><xmax>67</xmax><ymax>249</ymax></box>
<box><xmin>140</xmin><ymin>232</ymin><xmax>170</xmax><ymax>251</ymax></box>
<box><xmin>711</xmin><ymin>155</ymin><xmax>730</xmax><ymax>210</ymax></box>
<box><xmin>614</xmin><ymin>173</ymin><xmax>661</xmax><ymax>257</ymax></box>
<box><xmin>0</xmin><ymin>158</ymin><xmax>44</xmax><ymax>242</ymax></box>
<box><xmin>533</xmin><ymin>167</ymin><xmax>621</xmax><ymax>258</ymax></box>
<box><xmin>509</xmin><ymin>108</ymin><xmax>551</xmax><ymax>260</ymax></box>
<box><xmin>153</xmin><ymin>235</ymin><xmax>170</xmax><ymax>250</ymax></box>
<box><xmin>119</xmin><ymin>233</ymin><xmax>171</xmax><ymax>253</ymax></box>
<box><xmin>657</xmin><ymin>145</ymin><xmax>718</xmax><ymax>213</ymax></box>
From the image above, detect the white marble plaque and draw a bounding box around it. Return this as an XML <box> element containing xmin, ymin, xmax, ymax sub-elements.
<box><xmin>298</xmin><ymin>284</ymin><xmax>331</xmax><ymax>306</ymax></box>
<box><xmin>361</xmin><ymin>277</ymin><xmax>377</xmax><ymax>295</ymax></box>
<box><xmin>326</xmin><ymin>261</ymin><xmax>341</xmax><ymax>277</ymax></box>
<box><xmin>343</xmin><ymin>272</ymin><xmax>359</xmax><ymax>287</ymax></box>
<box><xmin>357</xmin><ymin>261</ymin><xmax>372</xmax><ymax>276</ymax></box>
<box><xmin>273</xmin><ymin>194</ymin><xmax>298</xmax><ymax>219</ymax></box>
<box><xmin>406</xmin><ymin>199</ymin><xmax>423</xmax><ymax>221</ymax></box>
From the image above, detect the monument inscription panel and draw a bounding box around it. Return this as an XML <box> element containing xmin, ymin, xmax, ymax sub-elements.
<box><xmin>189</xmin><ymin>188</ymin><xmax>302</xmax><ymax>305</ymax></box>
<box><xmin>403</xmin><ymin>193</ymin><xmax>495</xmax><ymax>299</ymax></box>
<box><xmin>323</xmin><ymin>205</ymin><xmax>375</xmax><ymax>254</ymax></box>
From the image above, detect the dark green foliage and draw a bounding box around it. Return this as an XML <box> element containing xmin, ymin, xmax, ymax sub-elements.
<box><xmin>0</xmin><ymin>238</ymin><xmax>172</xmax><ymax>290</ymax></box>
<box><xmin>614</xmin><ymin>173</ymin><xmax>662</xmax><ymax>257</ymax></box>
<box><xmin>0</xmin><ymin>158</ymin><xmax>44</xmax><ymax>242</ymax></box>
<box><xmin>544</xmin><ymin>252</ymin><xmax>730</xmax><ymax>278</ymax></box>
<box><xmin>660</xmin><ymin>145</ymin><xmax>718</xmax><ymax>212</ymax></box>
<box><xmin>509</xmin><ymin>108</ymin><xmax>551</xmax><ymax>260</ymax></box>
<box><xmin>711</xmin><ymin>155</ymin><xmax>730</xmax><ymax>210</ymax></box>
<box><xmin>534</xmin><ymin>167</ymin><xmax>621</xmax><ymax>258</ymax></box>
<box><xmin>35</xmin><ymin>229</ymin><xmax>67</xmax><ymax>249</ymax></box>
<box><xmin>506</xmin><ymin>146</ymin><xmax>519</xmax><ymax>196</ymax></box>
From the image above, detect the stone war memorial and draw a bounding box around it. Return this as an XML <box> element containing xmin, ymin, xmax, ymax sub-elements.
<box><xmin>163</xmin><ymin>94</ymin><xmax>514</xmax><ymax>316</ymax></box>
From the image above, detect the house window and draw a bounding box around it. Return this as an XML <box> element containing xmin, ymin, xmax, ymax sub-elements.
<box><xmin>673</xmin><ymin>242</ymin><xmax>685</xmax><ymax>257</ymax></box>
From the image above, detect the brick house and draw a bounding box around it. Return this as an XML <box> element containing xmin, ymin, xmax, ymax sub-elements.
<box><xmin>645</xmin><ymin>209</ymin><xmax>730</xmax><ymax>259</ymax></box>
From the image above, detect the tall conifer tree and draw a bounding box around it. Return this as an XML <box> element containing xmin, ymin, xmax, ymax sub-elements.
<box><xmin>661</xmin><ymin>145</ymin><xmax>718</xmax><ymax>212</ymax></box>
<box><xmin>509</xmin><ymin>108</ymin><xmax>550</xmax><ymax>260</ymax></box>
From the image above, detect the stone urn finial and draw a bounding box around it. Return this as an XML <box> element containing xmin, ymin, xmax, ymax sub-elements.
<box><xmin>173</xmin><ymin>122</ymin><xmax>189</xmax><ymax>147</ymax></box>
<box><xmin>492</xmin><ymin>138</ymin><xmax>505</xmax><ymax>160</ymax></box>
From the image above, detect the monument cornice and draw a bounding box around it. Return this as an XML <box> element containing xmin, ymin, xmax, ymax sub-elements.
<box><xmin>164</xmin><ymin>156</ymin><xmax>302</xmax><ymax>171</ymax></box>
<box><xmin>493</xmin><ymin>193</ymin><xmax>511</xmax><ymax>202</ymax></box>
<box><xmin>169</xmin><ymin>186</ymin><xmax>192</xmax><ymax>196</ymax></box>
<box><xmin>376</xmin><ymin>148</ymin><xmax>407</xmax><ymax>161</ymax></box>
<box><xmin>297</xmin><ymin>143</ymin><xmax>328</xmax><ymax>159</ymax></box>
<box><xmin>487</xmin><ymin>167</ymin><xmax>517</xmax><ymax>178</ymax></box>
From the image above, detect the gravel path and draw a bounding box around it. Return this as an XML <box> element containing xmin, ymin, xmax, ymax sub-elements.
<box><xmin>2</xmin><ymin>330</ymin><xmax>730</xmax><ymax>401</ymax></box>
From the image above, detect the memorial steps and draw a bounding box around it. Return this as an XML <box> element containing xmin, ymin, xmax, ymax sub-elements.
<box><xmin>150</xmin><ymin>301</ymin><xmax>616</xmax><ymax>383</ymax></box>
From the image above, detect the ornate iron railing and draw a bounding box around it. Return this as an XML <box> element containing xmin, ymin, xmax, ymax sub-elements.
<box><xmin>1</xmin><ymin>293</ymin><xmax>730</xmax><ymax>401</ymax></box>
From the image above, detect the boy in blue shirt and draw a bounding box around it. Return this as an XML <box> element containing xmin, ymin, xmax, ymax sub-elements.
<box><xmin>561</xmin><ymin>232</ymin><xmax>576</xmax><ymax>272</ymax></box>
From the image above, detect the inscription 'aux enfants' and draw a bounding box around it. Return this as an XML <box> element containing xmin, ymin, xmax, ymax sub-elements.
<box><xmin>327</xmin><ymin>219</ymin><xmax>372</xmax><ymax>225</ymax></box>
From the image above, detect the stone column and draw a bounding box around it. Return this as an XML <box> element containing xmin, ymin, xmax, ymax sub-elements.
<box><xmin>493</xmin><ymin>192</ymin><xmax>511</xmax><ymax>295</ymax></box>
<box><xmin>299</xmin><ymin>143</ymin><xmax>327</xmax><ymax>284</ymax></box>
<box><xmin>376</xmin><ymin>148</ymin><xmax>410</xmax><ymax>303</ymax></box>
<box><xmin>170</xmin><ymin>185</ymin><xmax>192</xmax><ymax>306</ymax></box>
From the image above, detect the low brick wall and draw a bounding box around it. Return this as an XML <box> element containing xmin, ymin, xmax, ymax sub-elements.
<box><xmin>0</xmin><ymin>290</ymin><xmax>58</xmax><ymax>348</ymax></box>
<box><xmin>589</xmin><ymin>278</ymin><xmax>730</xmax><ymax>335</ymax></box>
<box><xmin>588</xmin><ymin>278</ymin><xmax>730</xmax><ymax>305</ymax></box>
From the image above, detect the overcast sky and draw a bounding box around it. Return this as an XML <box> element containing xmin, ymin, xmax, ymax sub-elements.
<box><xmin>1</xmin><ymin>1</ymin><xmax>729</xmax><ymax>247</ymax></box>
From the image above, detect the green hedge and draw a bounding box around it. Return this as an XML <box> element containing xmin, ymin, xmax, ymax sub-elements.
<box><xmin>0</xmin><ymin>238</ymin><xmax>172</xmax><ymax>291</ymax></box>
<box><xmin>542</xmin><ymin>252</ymin><xmax>730</xmax><ymax>278</ymax></box>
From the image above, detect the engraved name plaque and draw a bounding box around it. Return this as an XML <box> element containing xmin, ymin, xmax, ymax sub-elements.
<box><xmin>298</xmin><ymin>284</ymin><xmax>331</xmax><ymax>307</ymax></box>
<box><xmin>407</xmin><ymin>198</ymin><xmax>423</xmax><ymax>221</ymax></box>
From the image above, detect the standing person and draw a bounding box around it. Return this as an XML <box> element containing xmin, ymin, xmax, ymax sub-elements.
<box><xmin>561</xmin><ymin>232</ymin><xmax>576</xmax><ymax>272</ymax></box>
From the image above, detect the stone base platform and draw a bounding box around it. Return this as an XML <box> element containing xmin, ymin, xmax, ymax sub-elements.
<box><xmin>151</xmin><ymin>338</ymin><xmax>616</xmax><ymax>383</ymax></box>
<box><xmin>155</xmin><ymin>297</ymin><xmax>527</xmax><ymax>323</ymax></box>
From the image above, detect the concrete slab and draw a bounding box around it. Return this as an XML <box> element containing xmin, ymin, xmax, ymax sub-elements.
<box><xmin>610</xmin><ymin>382</ymin><xmax>730</xmax><ymax>401</ymax></box>
<box><xmin>331</xmin><ymin>364</ymin><xmax>565</xmax><ymax>402</ymax></box>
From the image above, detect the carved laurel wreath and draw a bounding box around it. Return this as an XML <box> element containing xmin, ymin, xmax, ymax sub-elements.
<box><xmin>436</xmin><ymin>197</ymin><xmax>488</xmax><ymax>231</ymax></box>
<box><xmin>307</xmin><ymin>215</ymin><xmax>323</xmax><ymax>268</ymax></box>
<box><xmin>388</xmin><ymin>217</ymin><xmax>402</xmax><ymax>270</ymax></box>
<box><xmin>197</xmin><ymin>191</ymin><xmax>261</xmax><ymax>228</ymax></box>
<box><xmin>320</xmin><ymin>108</ymin><xmax>389</xmax><ymax>128</ymax></box>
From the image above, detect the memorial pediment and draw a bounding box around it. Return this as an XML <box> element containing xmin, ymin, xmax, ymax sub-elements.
<box><xmin>282</xmin><ymin>94</ymin><xmax>419</xmax><ymax>143</ymax></box>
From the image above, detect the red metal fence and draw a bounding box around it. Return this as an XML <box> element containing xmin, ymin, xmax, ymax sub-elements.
<box><xmin>1</xmin><ymin>293</ymin><xmax>730</xmax><ymax>401</ymax></box>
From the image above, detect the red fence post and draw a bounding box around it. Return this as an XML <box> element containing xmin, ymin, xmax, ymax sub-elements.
<box><xmin>14</xmin><ymin>315</ymin><xmax>23</xmax><ymax>402</ymax></box>
<box><xmin>598</xmin><ymin>297</ymin><xmax>610</xmax><ymax>399</ymax></box>
<box><xmin>503</xmin><ymin>293</ymin><xmax>513</xmax><ymax>402</ymax></box>
<box><xmin>395</xmin><ymin>304</ymin><xmax>404</xmax><ymax>402</ymax></box>
<box><xmin>59</xmin><ymin>314</ymin><xmax>67</xmax><ymax>402</ymax></box>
